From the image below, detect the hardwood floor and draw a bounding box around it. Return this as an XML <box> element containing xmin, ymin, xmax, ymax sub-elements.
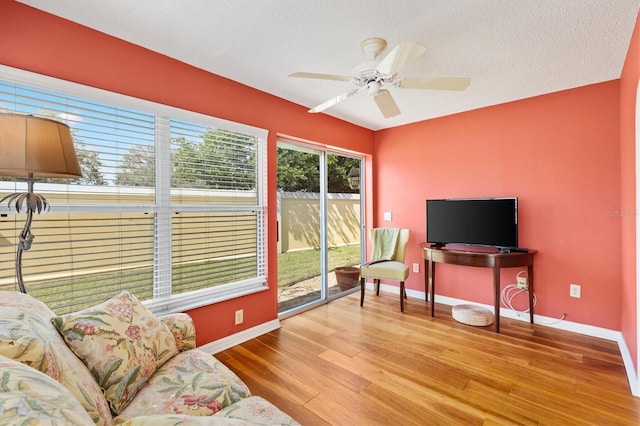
<box><xmin>215</xmin><ymin>292</ymin><xmax>640</xmax><ymax>425</ymax></box>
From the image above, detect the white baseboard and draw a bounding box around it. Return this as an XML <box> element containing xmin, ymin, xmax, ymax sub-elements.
<box><xmin>372</xmin><ymin>282</ymin><xmax>640</xmax><ymax>396</ymax></box>
<box><xmin>198</xmin><ymin>319</ymin><xmax>281</xmax><ymax>355</ymax></box>
<box><xmin>618</xmin><ymin>335</ymin><xmax>640</xmax><ymax>396</ymax></box>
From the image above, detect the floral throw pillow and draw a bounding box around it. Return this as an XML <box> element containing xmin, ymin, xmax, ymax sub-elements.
<box><xmin>0</xmin><ymin>291</ymin><xmax>113</xmax><ymax>425</ymax></box>
<box><xmin>52</xmin><ymin>291</ymin><xmax>179</xmax><ymax>414</ymax></box>
<box><xmin>0</xmin><ymin>355</ymin><xmax>95</xmax><ymax>425</ymax></box>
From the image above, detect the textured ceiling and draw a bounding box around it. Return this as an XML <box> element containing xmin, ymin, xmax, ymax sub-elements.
<box><xmin>19</xmin><ymin>0</ymin><xmax>640</xmax><ymax>131</ymax></box>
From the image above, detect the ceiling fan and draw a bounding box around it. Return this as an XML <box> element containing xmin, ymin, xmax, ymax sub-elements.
<box><xmin>289</xmin><ymin>37</ymin><xmax>471</xmax><ymax>119</ymax></box>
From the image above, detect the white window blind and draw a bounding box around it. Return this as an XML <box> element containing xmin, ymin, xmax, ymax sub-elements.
<box><xmin>0</xmin><ymin>67</ymin><xmax>267</xmax><ymax>314</ymax></box>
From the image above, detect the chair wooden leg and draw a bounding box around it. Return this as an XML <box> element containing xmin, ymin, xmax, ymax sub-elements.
<box><xmin>400</xmin><ymin>281</ymin><xmax>405</xmax><ymax>312</ymax></box>
<box><xmin>375</xmin><ymin>279</ymin><xmax>380</xmax><ymax>296</ymax></box>
<box><xmin>360</xmin><ymin>277</ymin><xmax>365</xmax><ymax>307</ymax></box>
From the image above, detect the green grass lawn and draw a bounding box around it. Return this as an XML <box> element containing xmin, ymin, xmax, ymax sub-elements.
<box><xmin>277</xmin><ymin>244</ymin><xmax>361</xmax><ymax>287</ymax></box>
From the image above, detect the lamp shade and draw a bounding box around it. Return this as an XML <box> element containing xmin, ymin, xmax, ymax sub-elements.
<box><xmin>0</xmin><ymin>113</ymin><xmax>82</xmax><ymax>179</ymax></box>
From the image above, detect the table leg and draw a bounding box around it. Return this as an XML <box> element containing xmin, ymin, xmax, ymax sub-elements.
<box><xmin>528</xmin><ymin>263</ymin><xmax>534</xmax><ymax>324</ymax></box>
<box><xmin>430</xmin><ymin>259</ymin><xmax>436</xmax><ymax>317</ymax></box>
<box><xmin>424</xmin><ymin>259</ymin><xmax>429</xmax><ymax>302</ymax></box>
<box><xmin>494</xmin><ymin>265</ymin><xmax>501</xmax><ymax>333</ymax></box>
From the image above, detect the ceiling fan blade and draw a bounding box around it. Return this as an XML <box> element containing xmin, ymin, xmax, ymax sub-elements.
<box><xmin>309</xmin><ymin>88</ymin><xmax>360</xmax><ymax>113</ymax></box>
<box><xmin>289</xmin><ymin>72</ymin><xmax>353</xmax><ymax>82</ymax></box>
<box><xmin>376</xmin><ymin>42</ymin><xmax>426</xmax><ymax>76</ymax></box>
<box><xmin>373</xmin><ymin>89</ymin><xmax>400</xmax><ymax>119</ymax></box>
<box><xmin>398</xmin><ymin>77</ymin><xmax>471</xmax><ymax>91</ymax></box>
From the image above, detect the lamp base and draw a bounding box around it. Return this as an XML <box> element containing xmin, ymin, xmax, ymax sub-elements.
<box><xmin>1</xmin><ymin>178</ymin><xmax>49</xmax><ymax>293</ymax></box>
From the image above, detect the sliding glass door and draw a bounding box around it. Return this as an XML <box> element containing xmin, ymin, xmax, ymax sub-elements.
<box><xmin>277</xmin><ymin>141</ymin><xmax>362</xmax><ymax>314</ymax></box>
<box><xmin>326</xmin><ymin>153</ymin><xmax>362</xmax><ymax>298</ymax></box>
<box><xmin>277</xmin><ymin>143</ymin><xmax>323</xmax><ymax>312</ymax></box>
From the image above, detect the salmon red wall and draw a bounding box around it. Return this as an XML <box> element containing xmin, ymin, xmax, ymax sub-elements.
<box><xmin>0</xmin><ymin>0</ymin><xmax>375</xmax><ymax>345</ymax></box>
<box><xmin>375</xmin><ymin>81</ymin><xmax>622</xmax><ymax>330</ymax></box>
<box><xmin>620</xmin><ymin>11</ymin><xmax>640</xmax><ymax>371</ymax></box>
<box><xmin>0</xmin><ymin>0</ymin><xmax>635</xmax><ymax>347</ymax></box>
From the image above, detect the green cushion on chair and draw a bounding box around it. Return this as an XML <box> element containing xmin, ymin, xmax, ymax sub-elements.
<box><xmin>361</xmin><ymin>260</ymin><xmax>409</xmax><ymax>281</ymax></box>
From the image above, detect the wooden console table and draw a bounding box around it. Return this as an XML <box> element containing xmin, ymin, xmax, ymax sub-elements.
<box><xmin>420</xmin><ymin>243</ymin><xmax>536</xmax><ymax>332</ymax></box>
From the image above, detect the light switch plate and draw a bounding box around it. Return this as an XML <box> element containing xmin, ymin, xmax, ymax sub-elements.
<box><xmin>383</xmin><ymin>211</ymin><xmax>392</xmax><ymax>221</ymax></box>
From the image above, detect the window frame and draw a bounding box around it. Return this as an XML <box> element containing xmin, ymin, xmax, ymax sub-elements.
<box><xmin>0</xmin><ymin>65</ymin><xmax>269</xmax><ymax>315</ymax></box>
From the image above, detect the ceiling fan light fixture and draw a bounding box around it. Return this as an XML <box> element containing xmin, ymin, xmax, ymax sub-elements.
<box><xmin>367</xmin><ymin>81</ymin><xmax>381</xmax><ymax>96</ymax></box>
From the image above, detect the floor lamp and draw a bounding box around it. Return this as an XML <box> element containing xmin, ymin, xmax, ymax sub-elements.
<box><xmin>0</xmin><ymin>113</ymin><xmax>82</xmax><ymax>293</ymax></box>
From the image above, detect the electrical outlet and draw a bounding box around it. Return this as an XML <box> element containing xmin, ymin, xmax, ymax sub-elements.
<box><xmin>569</xmin><ymin>284</ymin><xmax>581</xmax><ymax>298</ymax></box>
<box><xmin>383</xmin><ymin>211</ymin><xmax>392</xmax><ymax>221</ymax></box>
<box><xmin>234</xmin><ymin>309</ymin><xmax>244</xmax><ymax>325</ymax></box>
<box><xmin>516</xmin><ymin>276</ymin><xmax>528</xmax><ymax>289</ymax></box>
<box><xmin>413</xmin><ymin>263</ymin><xmax>419</xmax><ymax>273</ymax></box>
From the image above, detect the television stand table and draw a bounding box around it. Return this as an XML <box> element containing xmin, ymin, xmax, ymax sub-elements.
<box><xmin>420</xmin><ymin>243</ymin><xmax>536</xmax><ymax>333</ymax></box>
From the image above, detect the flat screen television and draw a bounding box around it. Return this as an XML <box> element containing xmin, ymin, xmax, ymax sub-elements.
<box><xmin>426</xmin><ymin>198</ymin><xmax>518</xmax><ymax>250</ymax></box>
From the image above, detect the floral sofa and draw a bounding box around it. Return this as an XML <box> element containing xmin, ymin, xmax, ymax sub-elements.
<box><xmin>0</xmin><ymin>290</ymin><xmax>298</xmax><ymax>425</ymax></box>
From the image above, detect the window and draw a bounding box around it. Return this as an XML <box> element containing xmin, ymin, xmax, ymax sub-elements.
<box><xmin>0</xmin><ymin>66</ymin><xmax>268</xmax><ymax>314</ymax></box>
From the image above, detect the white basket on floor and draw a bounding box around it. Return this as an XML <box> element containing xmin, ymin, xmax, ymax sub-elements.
<box><xmin>452</xmin><ymin>304</ymin><xmax>494</xmax><ymax>326</ymax></box>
